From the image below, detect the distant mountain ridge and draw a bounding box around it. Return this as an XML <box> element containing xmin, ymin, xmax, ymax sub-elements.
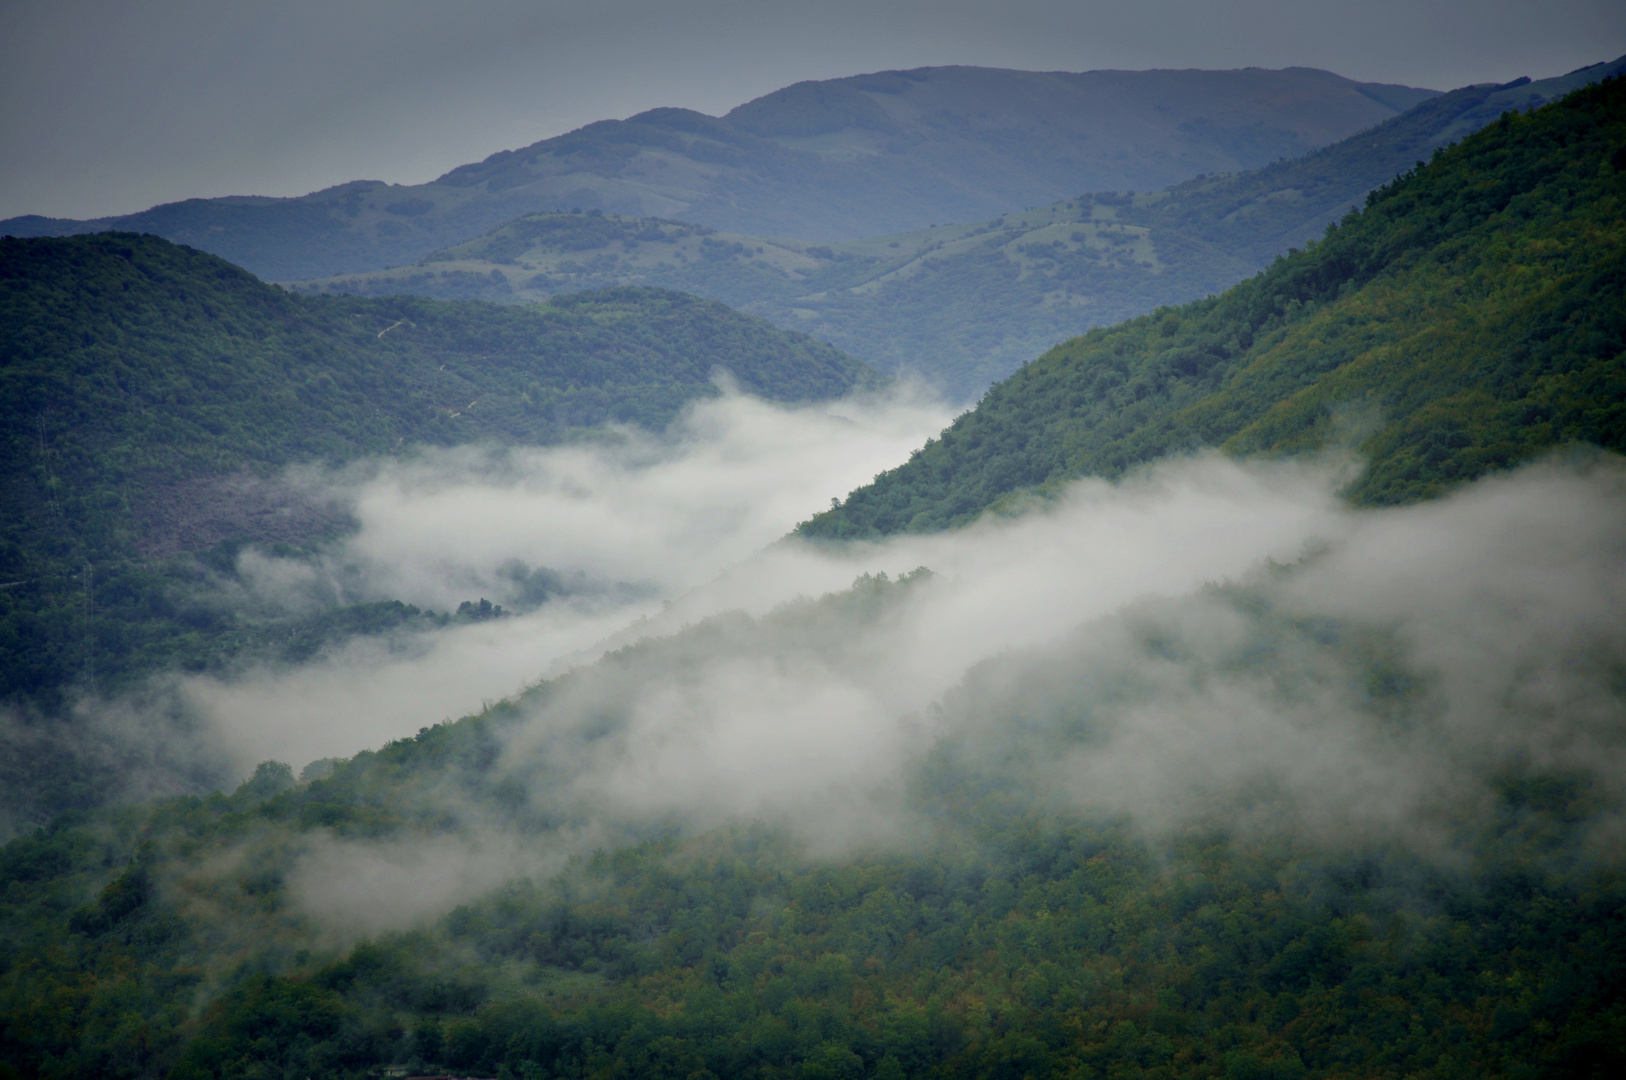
<box><xmin>290</xmin><ymin>57</ymin><xmax>1626</xmax><ymax>399</ymax></box>
<box><xmin>1</xmin><ymin>65</ymin><xmax>1434</xmax><ymax>281</ymax></box>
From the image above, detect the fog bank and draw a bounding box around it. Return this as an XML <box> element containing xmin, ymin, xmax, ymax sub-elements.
<box><xmin>186</xmin><ymin>387</ymin><xmax>955</xmax><ymax>770</ymax></box>
<box><xmin>485</xmin><ymin>454</ymin><xmax>1626</xmax><ymax>857</ymax></box>
<box><xmin>38</xmin><ymin>377</ymin><xmax>1622</xmax><ymax>932</ymax></box>
<box><xmin>252</xmin><ymin>447</ymin><xmax>1626</xmax><ymax>934</ymax></box>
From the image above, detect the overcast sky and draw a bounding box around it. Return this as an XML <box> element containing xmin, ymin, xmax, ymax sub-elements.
<box><xmin>4</xmin><ymin>0</ymin><xmax>1624</xmax><ymax>221</ymax></box>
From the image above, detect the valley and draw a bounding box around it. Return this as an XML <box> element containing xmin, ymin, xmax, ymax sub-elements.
<box><xmin>1</xmin><ymin>46</ymin><xmax>1624</xmax><ymax>1080</ymax></box>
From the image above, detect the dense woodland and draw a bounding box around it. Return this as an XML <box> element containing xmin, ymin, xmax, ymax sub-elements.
<box><xmin>802</xmin><ymin>76</ymin><xmax>1626</xmax><ymax>538</ymax></box>
<box><xmin>1</xmin><ymin>569</ymin><xmax>1622</xmax><ymax>1080</ymax></box>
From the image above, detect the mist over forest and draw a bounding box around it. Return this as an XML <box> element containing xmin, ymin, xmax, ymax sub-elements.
<box><xmin>2</xmin><ymin>33</ymin><xmax>1625</xmax><ymax>1080</ymax></box>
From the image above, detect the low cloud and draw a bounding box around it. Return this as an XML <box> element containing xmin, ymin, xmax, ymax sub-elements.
<box><xmin>176</xmin><ymin>385</ymin><xmax>955</xmax><ymax>776</ymax></box>
<box><xmin>48</xmin><ymin>379</ymin><xmax>1625</xmax><ymax>929</ymax></box>
<box><xmin>292</xmin><ymin>385</ymin><xmax>955</xmax><ymax>610</ymax></box>
<box><xmin>285</xmin><ymin>830</ymin><xmax>573</xmax><ymax>942</ymax></box>
<box><xmin>178</xmin><ymin>606</ymin><xmax>642</xmax><ymax>769</ymax></box>
<box><xmin>486</xmin><ymin>453</ymin><xmax>1626</xmax><ymax>861</ymax></box>
<box><xmin>0</xmin><ymin>688</ymin><xmax>233</xmax><ymax>840</ymax></box>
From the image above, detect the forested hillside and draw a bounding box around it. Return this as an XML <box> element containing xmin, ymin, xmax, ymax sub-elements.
<box><xmin>291</xmin><ymin>59</ymin><xmax>1625</xmax><ymax>399</ymax></box>
<box><xmin>2</xmin><ymin>548</ymin><xmax>1622</xmax><ymax>1080</ymax></box>
<box><xmin>2</xmin><ymin>235</ymin><xmax>867</xmax><ymax>489</ymax></box>
<box><xmin>1</xmin><ymin>66</ymin><xmax>1431</xmax><ymax>280</ymax></box>
<box><xmin>801</xmin><ymin>76</ymin><xmax>1626</xmax><ymax>538</ymax></box>
<box><xmin>0</xmin><ymin>233</ymin><xmax>875</xmax><ymax>783</ymax></box>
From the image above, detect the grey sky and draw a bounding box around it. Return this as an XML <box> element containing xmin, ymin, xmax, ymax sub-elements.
<box><xmin>3</xmin><ymin>0</ymin><xmax>1623</xmax><ymax>221</ymax></box>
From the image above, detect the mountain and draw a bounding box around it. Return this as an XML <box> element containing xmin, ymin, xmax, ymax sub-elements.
<box><xmin>0</xmin><ymin>66</ymin><xmax>1435</xmax><ymax>281</ymax></box>
<box><xmin>1142</xmin><ymin>57</ymin><xmax>1626</xmax><ymax>268</ymax></box>
<box><xmin>5</xmin><ymin>80</ymin><xmax>1626</xmax><ymax>1080</ymax></box>
<box><xmin>0</xmin><ymin>233</ymin><xmax>876</xmax><ymax>715</ymax></box>
<box><xmin>798</xmin><ymin>75</ymin><xmax>1626</xmax><ymax>539</ymax></box>
<box><xmin>289</xmin><ymin>58</ymin><xmax>1626</xmax><ymax>400</ymax></box>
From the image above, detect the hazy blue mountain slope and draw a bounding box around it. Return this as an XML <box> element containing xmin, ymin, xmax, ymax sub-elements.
<box><xmin>0</xmin><ymin>66</ymin><xmax>1432</xmax><ymax>280</ymax></box>
<box><xmin>291</xmin><ymin>212</ymin><xmax>821</xmax><ymax>310</ymax></box>
<box><xmin>290</xmin><ymin>60</ymin><xmax>1625</xmax><ymax>400</ymax></box>
<box><xmin>1138</xmin><ymin>57</ymin><xmax>1626</xmax><ymax>267</ymax></box>
<box><xmin>799</xmin><ymin>76</ymin><xmax>1626</xmax><ymax>538</ymax></box>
